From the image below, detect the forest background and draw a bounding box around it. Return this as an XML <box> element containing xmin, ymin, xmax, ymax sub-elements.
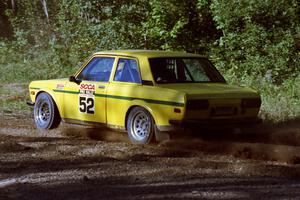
<box><xmin>0</xmin><ymin>0</ymin><xmax>299</xmax><ymax>122</ymax></box>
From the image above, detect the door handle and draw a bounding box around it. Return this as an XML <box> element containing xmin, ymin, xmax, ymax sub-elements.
<box><xmin>98</xmin><ymin>85</ymin><xmax>105</xmax><ymax>89</ymax></box>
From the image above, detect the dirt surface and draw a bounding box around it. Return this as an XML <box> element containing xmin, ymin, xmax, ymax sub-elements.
<box><xmin>0</xmin><ymin>113</ymin><xmax>300</xmax><ymax>199</ymax></box>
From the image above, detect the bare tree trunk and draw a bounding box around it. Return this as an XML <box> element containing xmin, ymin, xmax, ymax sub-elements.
<box><xmin>11</xmin><ymin>0</ymin><xmax>15</xmax><ymax>12</ymax></box>
<box><xmin>40</xmin><ymin>0</ymin><xmax>49</xmax><ymax>23</ymax></box>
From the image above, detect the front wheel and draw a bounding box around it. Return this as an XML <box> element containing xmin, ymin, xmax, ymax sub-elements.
<box><xmin>34</xmin><ymin>92</ymin><xmax>61</xmax><ymax>129</ymax></box>
<box><xmin>127</xmin><ymin>107</ymin><xmax>156</xmax><ymax>144</ymax></box>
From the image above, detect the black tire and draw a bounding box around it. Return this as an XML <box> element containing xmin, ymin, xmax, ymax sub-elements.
<box><xmin>127</xmin><ymin>107</ymin><xmax>156</xmax><ymax>144</ymax></box>
<box><xmin>33</xmin><ymin>92</ymin><xmax>61</xmax><ymax>129</ymax></box>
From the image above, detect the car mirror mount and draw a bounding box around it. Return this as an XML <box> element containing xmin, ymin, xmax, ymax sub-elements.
<box><xmin>69</xmin><ymin>75</ymin><xmax>81</xmax><ymax>85</ymax></box>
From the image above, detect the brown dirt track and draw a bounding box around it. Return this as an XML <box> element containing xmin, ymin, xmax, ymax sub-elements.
<box><xmin>0</xmin><ymin>112</ymin><xmax>300</xmax><ymax>199</ymax></box>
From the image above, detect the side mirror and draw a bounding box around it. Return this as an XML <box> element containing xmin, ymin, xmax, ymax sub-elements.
<box><xmin>69</xmin><ymin>76</ymin><xmax>81</xmax><ymax>85</ymax></box>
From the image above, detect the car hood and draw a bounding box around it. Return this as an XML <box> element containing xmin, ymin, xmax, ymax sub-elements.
<box><xmin>157</xmin><ymin>83</ymin><xmax>260</xmax><ymax>99</ymax></box>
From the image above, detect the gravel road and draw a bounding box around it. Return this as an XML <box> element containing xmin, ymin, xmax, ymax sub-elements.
<box><xmin>0</xmin><ymin>113</ymin><xmax>300</xmax><ymax>199</ymax></box>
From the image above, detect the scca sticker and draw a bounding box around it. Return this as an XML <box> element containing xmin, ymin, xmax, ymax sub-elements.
<box><xmin>79</xmin><ymin>83</ymin><xmax>95</xmax><ymax>114</ymax></box>
<box><xmin>80</xmin><ymin>83</ymin><xmax>95</xmax><ymax>91</ymax></box>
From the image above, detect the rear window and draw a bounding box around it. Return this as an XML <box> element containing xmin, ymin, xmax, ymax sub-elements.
<box><xmin>149</xmin><ymin>57</ymin><xmax>226</xmax><ymax>84</ymax></box>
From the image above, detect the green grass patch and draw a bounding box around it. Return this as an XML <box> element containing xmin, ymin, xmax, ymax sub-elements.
<box><xmin>223</xmin><ymin>73</ymin><xmax>300</xmax><ymax>122</ymax></box>
<box><xmin>0</xmin><ymin>83</ymin><xmax>31</xmax><ymax>114</ymax></box>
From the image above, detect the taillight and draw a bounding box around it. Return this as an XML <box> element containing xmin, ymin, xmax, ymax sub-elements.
<box><xmin>241</xmin><ymin>98</ymin><xmax>261</xmax><ymax>108</ymax></box>
<box><xmin>186</xmin><ymin>99</ymin><xmax>209</xmax><ymax>110</ymax></box>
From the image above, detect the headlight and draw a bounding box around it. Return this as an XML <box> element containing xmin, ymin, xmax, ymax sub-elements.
<box><xmin>241</xmin><ymin>98</ymin><xmax>261</xmax><ymax>108</ymax></box>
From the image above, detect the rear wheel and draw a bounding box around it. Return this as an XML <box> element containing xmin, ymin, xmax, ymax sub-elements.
<box><xmin>34</xmin><ymin>92</ymin><xmax>61</xmax><ymax>129</ymax></box>
<box><xmin>127</xmin><ymin>107</ymin><xmax>155</xmax><ymax>144</ymax></box>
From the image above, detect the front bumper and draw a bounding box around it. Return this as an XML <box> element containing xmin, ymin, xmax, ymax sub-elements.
<box><xmin>26</xmin><ymin>101</ymin><xmax>35</xmax><ymax>106</ymax></box>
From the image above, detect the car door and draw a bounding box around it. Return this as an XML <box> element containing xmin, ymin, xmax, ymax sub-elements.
<box><xmin>63</xmin><ymin>56</ymin><xmax>115</xmax><ymax>124</ymax></box>
<box><xmin>106</xmin><ymin>57</ymin><xmax>142</xmax><ymax>127</ymax></box>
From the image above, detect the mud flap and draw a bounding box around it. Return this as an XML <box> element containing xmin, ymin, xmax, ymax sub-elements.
<box><xmin>154</xmin><ymin>127</ymin><xmax>170</xmax><ymax>142</ymax></box>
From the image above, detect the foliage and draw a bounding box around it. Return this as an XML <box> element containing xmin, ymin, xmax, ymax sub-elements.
<box><xmin>210</xmin><ymin>0</ymin><xmax>300</xmax><ymax>83</ymax></box>
<box><xmin>0</xmin><ymin>83</ymin><xmax>29</xmax><ymax>114</ymax></box>
<box><xmin>0</xmin><ymin>0</ymin><xmax>150</xmax><ymax>80</ymax></box>
<box><xmin>223</xmin><ymin>71</ymin><xmax>300</xmax><ymax>122</ymax></box>
<box><xmin>142</xmin><ymin>0</ymin><xmax>219</xmax><ymax>52</ymax></box>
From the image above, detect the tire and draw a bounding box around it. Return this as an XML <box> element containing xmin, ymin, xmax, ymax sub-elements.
<box><xmin>34</xmin><ymin>92</ymin><xmax>61</xmax><ymax>129</ymax></box>
<box><xmin>127</xmin><ymin>107</ymin><xmax>156</xmax><ymax>144</ymax></box>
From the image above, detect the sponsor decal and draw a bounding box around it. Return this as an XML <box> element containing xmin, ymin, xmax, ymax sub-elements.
<box><xmin>79</xmin><ymin>95</ymin><xmax>95</xmax><ymax>114</ymax></box>
<box><xmin>80</xmin><ymin>83</ymin><xmax>95</xmax><ymax>91</ymax></box>
<box><xmin>56</xmin><ymin>83</ymin><xmax>65</xmax><ymax>90</ymax></box>
<box><xmin>79</xmin><ymin>83</ymin><xmax>96</xmax><ymax>114</ymax></box>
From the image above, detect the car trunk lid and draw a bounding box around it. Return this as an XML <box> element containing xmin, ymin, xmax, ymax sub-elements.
<box><xmin>158</xmin><ymin>83</ymin><xmax>260</xmax><ymax>119</ymax></box>
<box><xmin>157</xmin><ymin>83</ymin><xmax>259</xmax><ymax>99</ymax></box>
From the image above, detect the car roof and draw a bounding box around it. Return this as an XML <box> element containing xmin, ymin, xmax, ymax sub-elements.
<box><xmin>93</xmin><ymin>50</ymin><xmax>205</xmax><ymax>58</ymax></box>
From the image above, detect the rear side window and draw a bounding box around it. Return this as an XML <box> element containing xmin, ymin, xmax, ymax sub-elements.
<box><xmin>114</xmin><ymin>58</ymin><xmax>141</xmax><ymax>83</ymax></box>
<box><xmin>77</xmin><ymin>57</ymin><xmax>115</xmax><ymax>82</ymax></box>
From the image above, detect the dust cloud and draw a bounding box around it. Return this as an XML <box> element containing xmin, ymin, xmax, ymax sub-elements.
<box><xmin>161</xmin><ymin>119</ymin><xmax>300</xmax><ymax>164</ymax></box>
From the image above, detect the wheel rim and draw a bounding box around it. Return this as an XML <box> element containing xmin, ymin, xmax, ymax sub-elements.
<box><xmin>131</xmin><ymin>111</ymin><xmax>151</xmax><ymax>141</ymax></box>
<box><xmin>35</xmin><ymin>100</ymin><xmax>51</xmax><ymax>128</ymax></box>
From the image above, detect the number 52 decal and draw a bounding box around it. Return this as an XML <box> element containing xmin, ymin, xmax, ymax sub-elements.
<box><xmin>79</xmin><ymin>96</ymin><xmax>94</xmax><ymax>114</ymax></box>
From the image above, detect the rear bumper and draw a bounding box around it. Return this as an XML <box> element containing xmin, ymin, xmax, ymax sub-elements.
<box><xmin>170</xmin><ymin>117</ymin><xmax>262</xmax><ymax>126</ymax></box>
<box><xmin>157</xmin><ymin>117</ymin><xmax>262</xmax><ymax>132</ymax></box>
<box><xmin>168</xmin><ymin>117</ymin><xmax>262</xmax><ymax>129</ymax></box>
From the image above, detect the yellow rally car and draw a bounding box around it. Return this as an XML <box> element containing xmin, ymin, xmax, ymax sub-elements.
<box><xmin>28</xmin><ymin>50</ymin><xmax>261</xmax><ymax>144</ymax></box>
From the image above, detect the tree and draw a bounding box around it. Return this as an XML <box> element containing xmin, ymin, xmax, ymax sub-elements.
<box><xmin>0</xmin><ymin>1</ymin><xmax>13</xmax><ymax>39</ymax></box>
<box><xmin>142</xmin><ymin>0</ymin><xmax>220</xmax><ymax>53</ymax></box>
<box><xmin>210</xmin><ymin>0</ymin><xmax>300</xmax><ymax>83</ymax></box>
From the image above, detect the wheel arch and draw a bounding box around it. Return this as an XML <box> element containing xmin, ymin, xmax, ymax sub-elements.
<box><xmin>35</xmin><ymin>90</ymin><xmax>61</xmax><ymax>118</ymax></box>
<box><xmin>125</xmin><ymin>105</ymin><xmax>156</xmax><ymax>131</ymax></box>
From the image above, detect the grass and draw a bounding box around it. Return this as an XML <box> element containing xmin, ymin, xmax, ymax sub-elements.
<box><xmin>223</xmin><ymin>73</ymin><xmax>300</xmax><ymax>122</ymax></box>
<box><xmin>259</xmin><ymin>80</ymin><xmax>300</xmax><ymax>122</ymax></box>
<box><xmin>0</xmin><ymin>83</ymin><xmax>31</xmax><ymax>114</ymax></box>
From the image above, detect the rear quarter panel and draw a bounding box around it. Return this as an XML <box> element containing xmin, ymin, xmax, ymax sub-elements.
<box><xmin>106</xmin><ymin>82</ymin><xmax>185</xmax><ymax>129</ymax></box>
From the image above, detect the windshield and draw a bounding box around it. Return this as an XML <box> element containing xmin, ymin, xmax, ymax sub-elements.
<box><xmin>149</xmin><ymin>57</ymin><xmax>226</xmax><ymax>84</ymax></box>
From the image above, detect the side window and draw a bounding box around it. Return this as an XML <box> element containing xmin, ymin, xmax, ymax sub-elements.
<box><xmin>114</xmin><ymin>58</ymin><xmax>141</xmax><ymax>83</ymax></box>
<box><xmin>77</xmin><ymin>57</ymin><xmax>115</xmax><ymax>82</ymax></box>
<box><xmin>183</xmin><ymin>59</ymin><xmax>210</xmax><ymax>82</ymax></box>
